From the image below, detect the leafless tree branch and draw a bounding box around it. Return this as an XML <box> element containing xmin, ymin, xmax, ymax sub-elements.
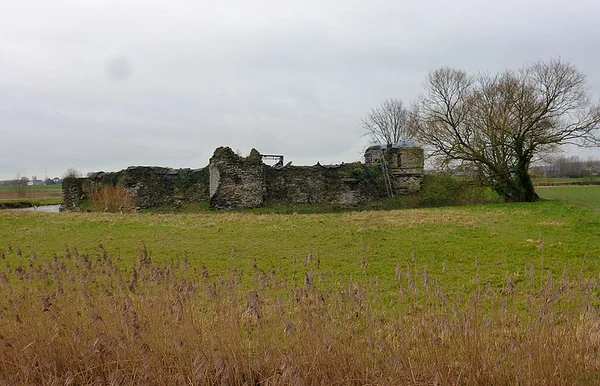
<box><xmin>362</xmin><ymin>98</ymin><xmax>409</xmax><ymax>145</ymax></box>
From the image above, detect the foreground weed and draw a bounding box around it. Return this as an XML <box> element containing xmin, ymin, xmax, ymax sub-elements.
<box><xmin>0</xmin><ymin>246</ymin><xmax>599</xmax><ymax>385</ymax></box>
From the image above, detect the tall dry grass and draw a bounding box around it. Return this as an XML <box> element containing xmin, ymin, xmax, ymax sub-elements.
<box><xmin>0</xmin><ymin>245</ymin><xmax>599</xmax><ymax>385</ymax></box>
<box><xmin>88</xmin><ymin>185</ymin><xmax>135</xmax><ymax>212</ymax></box>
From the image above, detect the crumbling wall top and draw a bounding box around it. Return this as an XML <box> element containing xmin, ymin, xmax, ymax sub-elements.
<box><xmin>210</xmin><ymin>147</ymin><xmax>263</xmax><ymax>164</ymax></box>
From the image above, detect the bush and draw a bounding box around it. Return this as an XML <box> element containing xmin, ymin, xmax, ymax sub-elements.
<box><xmin>88</xmin><ymin>185</ymin><xmax>135</xmax><ymax>212</ymax></box>
<box><xmin>418</xmin><ymin>174</ymin><xmax>498</xmax><ymax>207</ymax></box>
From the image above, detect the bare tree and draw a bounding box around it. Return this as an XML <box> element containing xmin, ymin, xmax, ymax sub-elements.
<box><xmin>63</xmin><ymin>168</ymin><xmax>82</xmax><ymax>179</ymax></box>
<box><xmin>362</xmin><ymin>98</ymin><xmax>409</xmax><ymax>145</ymax></box>
<box><xmin>410</xmin><ymin>60</ymin><xmax>600</xmax><ymax>202</ymax></box>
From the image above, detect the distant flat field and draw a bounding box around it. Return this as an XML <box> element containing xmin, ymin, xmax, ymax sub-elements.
<box><xmin>537</xmin><ymin>185</ymin><xmax>600</xmax><ymax>212</ymax></box>
<box><xmin>0</xmin><ymin>184</ymin><xmax>62</xmax><ymax>190</ymax></box>
<box><xmin>0</xmin><ymin>185</ymin><xmax>62</xmax><ymax>200</ymax></box>
<box><xmin>534</xmin><ymin>176</ymin><xmax>600</xmax><ymax>185</ymax></box>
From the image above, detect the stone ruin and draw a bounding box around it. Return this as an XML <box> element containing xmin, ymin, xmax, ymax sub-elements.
<box><xmin>363</xmin><ymin>140</ymin><xmax>424</xmax><ymax>195</ymax></box>
<box><xmin>62</xmin><ymin>143</ymin><xmax>424</xmax><ymax>210</ymax></box>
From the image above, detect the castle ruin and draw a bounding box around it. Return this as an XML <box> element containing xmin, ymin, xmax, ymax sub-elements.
<box><xmin>62</xmin><ymin>143</ymin><xmax>424</xmax><ymax>210</ymax></box>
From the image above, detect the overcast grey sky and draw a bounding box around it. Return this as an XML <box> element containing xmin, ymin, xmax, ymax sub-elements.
<box><xmin>1</xmin><ymin>0</ymin><xmax>599</xmax><ymax>180</ymax></box>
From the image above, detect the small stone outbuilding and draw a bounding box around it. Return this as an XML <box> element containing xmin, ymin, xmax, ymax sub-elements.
<box><xmin>364</xmin><ymin>140</ymin><xmax>424</xmax><ymax>194</ymax></box>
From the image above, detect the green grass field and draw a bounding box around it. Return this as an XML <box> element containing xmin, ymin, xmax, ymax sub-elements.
<box><xmin>2</xmin><ymin>200</ymin><xmax>598</xmax><ymax>294</ymax></box>
<box><xmin>1</xmin><ymin>183</ymin><xmax>597</xmax><ymax>292</ymax></box>
<box><xmin>0</xmin><ymin>184</ymin><xmax>62</xmax><ymax>191</ymax></box>
<box><xmin>537</xmin><ymin>185</ymin><xmax>600</xmax><ymax>212</ymax></box>
<box><xmin>534</xmin><ymin>176</ymin><xmax>600</xmax><ymax>187</ymax></box>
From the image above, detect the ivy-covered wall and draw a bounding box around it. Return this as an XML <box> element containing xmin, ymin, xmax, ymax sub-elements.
<box><xmin>62</xmin><ymin>166</ymin><xmax>209</xmax><ymax>210</ymax></box>
<box><xmin>61</xmin><ymin>177</ymin><xmax>90</xmax><ymax>210</ymax></box>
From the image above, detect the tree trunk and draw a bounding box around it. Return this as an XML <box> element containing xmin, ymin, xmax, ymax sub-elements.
<box><xmin>494</xmin><ymin>165</ymin><xmax>539</xmax><ymax>202</ymax></box>
<box><xmin>516</xmin><ymin>170</ymin><xmax>539</xmax><ymax>202</ymax></box>
<box><xmin>514</xmin><ymin>157</ymin><xmax>539</xmax><ymax>202</ymax></box>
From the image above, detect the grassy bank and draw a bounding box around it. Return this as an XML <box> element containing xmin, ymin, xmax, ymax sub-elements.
<box><xmin>0</xmin><ymin>184</ymin><xmax>62</xmax><ymax>207</ymax></box>
<box><xmin>0</xmin><ymin>198</ymin><xmax>63</xmax><ymax>209</ymax></box>
<box><xmin>533</xmin><ymin>176</ymin><xmax>600</xmax><ymax>186</ymax></box>
<box><xmin>0</xmin><ymin>185</ymin><xmax>62</xmax><ymax>209</ymax></box>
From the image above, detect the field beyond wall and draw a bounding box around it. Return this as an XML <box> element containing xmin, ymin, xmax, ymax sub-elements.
<box><xmin>537</xmin><ymin>185</ymin><xmax>600</xmax><ymax>212</ymax></box>
<box><xmin>0</xmin><ymin>188</ymin><xmax>599</xmax><ymax>384</ymax></box>
<box><xmin>0</xmin><ymin>184</ymin><xmax>62</xmax><ymax>208</ymax></box>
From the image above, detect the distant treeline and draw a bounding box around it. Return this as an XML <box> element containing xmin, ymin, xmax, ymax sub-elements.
<box><xmin>0</xmin><ymin>176</ymin><xmax>61</xmax><ymax>186</ymax></box>
<box><xmin>533</xmin><ymin>156</ymin><xmax>600</xmax><ymax>179</ymax></box>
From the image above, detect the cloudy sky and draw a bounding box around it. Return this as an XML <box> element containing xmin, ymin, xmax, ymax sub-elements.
<box><xmin>1</xmin><ymin>0</ymin><xmax>599</xmax><ymax>180</ymax></box>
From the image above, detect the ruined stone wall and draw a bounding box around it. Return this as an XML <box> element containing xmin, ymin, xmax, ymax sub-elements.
<box><xmin>112</xmin><ymin>167</ymin><xmax>209</xmax><ymax>208</ymax></box>
<box><xmin>364</xmin><ymin>146</ymin><xmax>425</xmax><ymax>194</ymax></box>
<box><xmin>63</xmin><ymin>145</ymin><xmax>425</xmax><ymax>211</ymax></box>
<box><xmin>61</xmin><ymin>177</ymin><xmax>90</xmax><ymax>210</ymax></box>
<box><xmin>397</xmin><ymin>147</ymin><xmax>425</xmax><ymax>175</ymax></box>
<box><xmin>388</xmin><ymin>148</ymin><xmax>424</xmax><ymax>194</ymax></box>
<box><xmin>365</xmin><ymin>146</ymin><xmax>424</xmax><ymax>174</ymax></box>
<box><xmin>209</xmin><ymin>147</ymin><xmax>266</xmax><ymax>209</ymax></box>
<box><xmin>63</xmin><ymin>166</ymin><xmax>209</xmax><ymax>210</ymax></box>
<box><xmin>393</xmin><ymin>175</ymin><xmax>423</xmax><ymax>194</ymax></box>
<box><xmin>265</xmin><ymin>163</ymin><xmax>386</xmax><ymax>206</ymax></box>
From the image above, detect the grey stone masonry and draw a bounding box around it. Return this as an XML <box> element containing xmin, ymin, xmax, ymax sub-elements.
<box><xmin>209</xmin><ymin>147</ymin><xmax>266</xmax><ymax>209</ymax></box>
<box><xmin>364</xmin><ymin>143</ymin><xmax>425</xmax><ymax>194</ymax></box>
<box><xmin>63</xmin><ymin>143</ymin><xmax>424</xmax><ymax>211</ymax></box>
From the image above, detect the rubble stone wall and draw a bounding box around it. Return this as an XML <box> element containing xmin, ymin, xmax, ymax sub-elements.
<box><xmin>265</xmin><ymin>163</ymin><xmax>386</xmax><ymax>206</ymax></box>
<box><xmin>63</xmin><ymin>145</ymin><xmax>425</xmax><ymax>210</ymax></box>
<box><xmin>62</xmin><ymin>167</ymin><xmax>209</xmax><ymax>210</ymax></box>
<box><xmin>61</xmin><ymin>177</ymin><xmax>90</xmax><ymax>210</ymax></box>
<box><xmin>209</xmin><ymin>147</ymin><xmax>266</xmax><ymax>209</ymax></box>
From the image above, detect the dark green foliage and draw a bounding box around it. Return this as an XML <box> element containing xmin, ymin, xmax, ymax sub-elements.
<box><xmin>417</xmin><ymin>174</ymin><xmax>498</xmax><ymax>207</ymax></box>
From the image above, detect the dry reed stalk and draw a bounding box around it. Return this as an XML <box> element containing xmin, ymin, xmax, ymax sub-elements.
<box><xmin>88</xmin><ymin>185</ymin><xmax>134</xmax><ymax>213</ymax></box>
<box><xmin>0</xmin><ymin>246</ymin><xmax>599</xmax><ymax>385</ymax></box>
